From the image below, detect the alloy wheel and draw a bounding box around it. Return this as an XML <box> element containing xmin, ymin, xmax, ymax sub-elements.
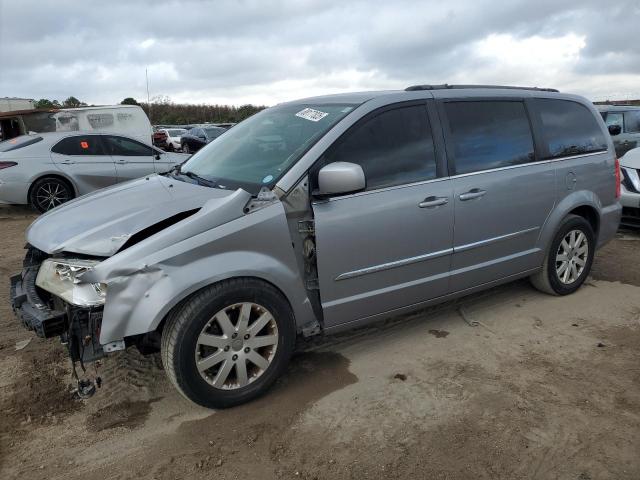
<box><xmin>195</xmin><ymin>302</ymin><xmax>278</xmax><ymax>390</ymax></box>
<box><xmin>35</xmin><ymin>182</ymin><xmax>71</xmax><ymax>211</ymax></box>
<box><xmin>555</xmin><ymin>229</ymin><xmax>589</xmax><ymax>284</ymax></box>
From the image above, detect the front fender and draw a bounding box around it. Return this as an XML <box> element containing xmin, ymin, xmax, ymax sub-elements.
<box><xmin>88</xmin><ymin>202</ymin><xmax>316</xmax><ymax>344</ymax></box>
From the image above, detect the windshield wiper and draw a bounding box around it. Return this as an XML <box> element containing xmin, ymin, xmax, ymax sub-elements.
<box><xmin>182</xmin><ymin>170</ymin><xmax>217</xmax><ymax>188</ymax></box>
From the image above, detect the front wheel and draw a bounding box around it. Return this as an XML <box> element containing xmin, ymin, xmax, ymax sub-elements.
<box><xmin>182</xmin><ymin>143</ymin><xmax>190</xmax><ymax>154</ymax></box>
<box><xmin>161</xmin><ymin>279</ymin><xmax>296</xmax><ymax>408</ymax></box>
<box><xmin>530</xmin><ymin>214</ymin><xmax>595</xmax><ymax>295</ymax></box>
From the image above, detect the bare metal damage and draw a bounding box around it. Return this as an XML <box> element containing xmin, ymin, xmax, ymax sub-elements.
<box><xmin>25</xmin><ymin>174</ymin><xmax>317</xmax><ymax>345</ymax></box>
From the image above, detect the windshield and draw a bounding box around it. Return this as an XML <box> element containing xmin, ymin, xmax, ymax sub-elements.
<box><xmin>168</xmin><ymin>129</ymin><xmax>186</xmax><ymax>136</ymax></box>
<box><xmin>179</xmin><ymin>103</ymin><xmax>355</xmax><ymax>194</ymax></box>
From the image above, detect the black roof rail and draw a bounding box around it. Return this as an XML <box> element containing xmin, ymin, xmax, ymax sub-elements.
<box><xmin>405</xmin><ymin>84</ymin><xmax>559</xmax><ymax>93</ymax></box>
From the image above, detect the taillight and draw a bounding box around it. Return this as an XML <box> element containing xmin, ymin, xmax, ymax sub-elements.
<box><xmin>615</xmin><ymin>157</ymin><xmax>621</xmax><ymax>198</ymax></box>
<box><xmin>0</xmin><ymin>161</ymin><xmax>17</xmax><ymax>170</ymax></box>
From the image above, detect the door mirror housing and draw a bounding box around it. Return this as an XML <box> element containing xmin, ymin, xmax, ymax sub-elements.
<box><xmin>608</xmin><ymin>124</ymin><xmax>622</xmax><ymax>136</ymax></box>
<box><xmin>317</xmin><ymin>162</ymin><xmax>365</xmax><ymax>196</ymax></box>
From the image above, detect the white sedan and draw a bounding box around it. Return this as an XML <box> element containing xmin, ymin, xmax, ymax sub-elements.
<box><xmin>0</xmin><ymin>131</ymin><xmax>188</xmax><ymax>212</ymax></box>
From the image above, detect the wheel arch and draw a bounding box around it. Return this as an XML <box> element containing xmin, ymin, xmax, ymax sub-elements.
<box><xmin>537</xmin><ymin>190</ymin><xmax>602</xmax><ymax>257</ymax></box>
<box><xmin>27</xmin><ymin>172</ymin><xmax>78</xmax><ymax>200</ymax></box>
<box><xmin>153</xmin><ymin>275</ymin><xmax>297</xmax><ymax>338</ymax></box>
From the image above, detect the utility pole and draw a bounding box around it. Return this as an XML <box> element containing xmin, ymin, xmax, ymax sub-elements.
<box><xmin>146</xmin><ymin>67</ymin><xmax>151</xmax><ymax>124</ymax></box>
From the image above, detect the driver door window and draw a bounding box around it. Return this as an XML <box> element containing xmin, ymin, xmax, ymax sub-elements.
<box><xmin>103</xmin><ymin>135</ymin><xmax>156</xmax><ymax>182</ymax></box>
<box><xmin>323</xmin><ymin>105</ymin><xmax>437</xmax><ymax>190</ymax></box>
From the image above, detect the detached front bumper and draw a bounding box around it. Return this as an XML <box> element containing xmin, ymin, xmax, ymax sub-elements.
<box><xmin>10</xmin><ymin>268</ymin><xmax>66</xmax><ymax>338</ymax></box>
<box><xmin>10</xmin><ymin>257</ymin><xmax>106</xmax><ymax>363</ymax></box>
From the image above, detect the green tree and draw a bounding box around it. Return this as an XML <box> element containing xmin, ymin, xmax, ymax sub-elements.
<box><xmin>34</xmin><ymin>98</ymin><xmax>60</xmax><ymax>109</ymax></box>
<box><xmin>62</xmin><ymin>96</ymin><xmax>86</xmax><ymax>108</ymax></box>
<box><xmin>121</xmin><ymin>97</ymin><xmax>139</xmax><ymax>105</ymax></box>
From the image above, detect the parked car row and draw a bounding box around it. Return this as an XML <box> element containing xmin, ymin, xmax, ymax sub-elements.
<box><xmin>597</xmin><ymin>105</ymin><xmax>640</xmax><ymax>227</ymax></box>
<box><xmin>0</xmin><ymin>132</ymin><xmax>187</xmax><ymax>212</ymax></box>
<box><xmin>9</xmin><ymin>85</ymin><xmax>621</xmax><ymax>409</ymax></box>
<box><xmin>152</xmin><ymin>123</ymin><xmax>234</xmax><ymax>153</ymax></box>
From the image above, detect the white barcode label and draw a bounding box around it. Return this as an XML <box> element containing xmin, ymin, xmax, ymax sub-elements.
<box><xmin>295</xmin><ymin>108</ymin><xmax>329</xmax><ymax>122</ymax></box>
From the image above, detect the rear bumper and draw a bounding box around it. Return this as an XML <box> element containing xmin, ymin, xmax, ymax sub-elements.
<box><xmin>598</xmin><ymin>202</ymin><xmax>622</xmax><ymax>248</ymax></box>
<box><xmin>0</xmin><ymin>180</ymin><xmax>30</xmax><ymax>204</ymax></box>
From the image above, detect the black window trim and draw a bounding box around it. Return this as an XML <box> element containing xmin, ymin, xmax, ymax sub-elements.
<box><xmin>436</xmin><ymin>96</ymin><xmax>539</xmax><ymax>177</ymax></box>
<box><xmin>50</xmin><ymin>134</ymin><xmax>107</xmax><ymax>156</ymax></box>
<box><xmin>309</xmin><ymin>99</ymin><xmax>446</xmax><ymax>197</ymax></box>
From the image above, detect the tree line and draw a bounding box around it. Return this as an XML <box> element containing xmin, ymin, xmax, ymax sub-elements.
<box><xmin>33</xmin><ymin>96</ymin><xmax>266</xmax><ymax>125</ymax></box>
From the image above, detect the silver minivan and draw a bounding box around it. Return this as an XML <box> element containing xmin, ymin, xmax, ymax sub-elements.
<box><xmin>11</xmin><ymin>85</ymin><xmax>621</xmax><ymax>408</ymax></box>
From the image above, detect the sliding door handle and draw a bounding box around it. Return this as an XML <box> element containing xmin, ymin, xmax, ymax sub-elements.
<box><xmin>419</xmin><ymin>196</ymin><xmax>448</xmax><ymax>208</ymax></box>
<box><xmin>459</xmin><ymin>189</ymin><xmax>486</xmax><ymax>201</ymax></box>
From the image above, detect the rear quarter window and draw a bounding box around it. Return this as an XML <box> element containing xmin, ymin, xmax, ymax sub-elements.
<box><xmin>51</xmin><ymin>135</ymin><xmax>105</xmax><ymax>155</ymax></box>
<box><xmin>534</xmin><ymin>99</ymin><xmax>608</xmax><ymax>159</ymax></box>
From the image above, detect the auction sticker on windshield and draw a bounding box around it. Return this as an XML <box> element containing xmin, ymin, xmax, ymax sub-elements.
<box><xmin>296</xmin><ymin>108</ymin><xmax>329</xmax><ymax>122</ymax></box>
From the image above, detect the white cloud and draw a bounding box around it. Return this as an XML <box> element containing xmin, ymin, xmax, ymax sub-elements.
<box><xmin>0</xmin><ymin>0</ymin><xmax>639</xmax><ymax>105</ymax></box>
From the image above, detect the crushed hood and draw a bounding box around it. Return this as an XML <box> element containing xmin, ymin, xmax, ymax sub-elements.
<box><xmin>26</xmin><ymin>174</ymin><xmax>244</xmax><ymax>256</ymax></box>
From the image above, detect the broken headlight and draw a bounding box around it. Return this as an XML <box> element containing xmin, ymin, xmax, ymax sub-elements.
<box><xmin>35</xmin><ymin>259</ymin><xmax>107</xmax><ymax>307</ymax></box>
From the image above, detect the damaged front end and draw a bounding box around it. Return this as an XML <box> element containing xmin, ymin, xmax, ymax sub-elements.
<box><xmin>10</xmin><ymin>247</ymin><xmax>108</xmax><ymax>396</ymax></box>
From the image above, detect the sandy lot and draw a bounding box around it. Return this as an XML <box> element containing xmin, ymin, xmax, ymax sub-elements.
<box><xmin>1</xmin><ymin>208</ymin><xmax>639</xmax><ymax>480</ymax></box>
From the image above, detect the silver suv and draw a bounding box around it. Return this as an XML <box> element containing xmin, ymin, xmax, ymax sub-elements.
<box><xmin>11</xmin><ymin>85</ymin><xmax>621</xmax><ymax>408</ymax></box>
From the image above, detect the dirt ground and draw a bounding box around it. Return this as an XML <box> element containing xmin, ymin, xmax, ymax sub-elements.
<box><xmin>1</xmin><ymin>207</ymin><xmax>639</xmax><ymax>480</ymax></box>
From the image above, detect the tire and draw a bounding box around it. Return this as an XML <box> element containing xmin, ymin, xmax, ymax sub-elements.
<box><xmin>530</xmin><ymin>214</ymin><xmax>595</xmax><ymax>296</ymax></box>
<box><xmin>29</xmin><ymin>176</ymin><xmax>74</xmax><ymax>213</ymax></box>
<box><xmin>183</xmin><ymin>143</ymin><xmax>190</xmax><ymax>154</ymax></box>
<box><xmin>161</xmin><ymin>278</ymin><xmax>296</xmax><ymax>408</ymax></box>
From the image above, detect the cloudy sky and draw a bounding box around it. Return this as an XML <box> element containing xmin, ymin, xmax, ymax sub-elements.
<box><xmin>1</xmin><ymin>0</ymin><xmax>639</xmax><ymax>106</ymax></box>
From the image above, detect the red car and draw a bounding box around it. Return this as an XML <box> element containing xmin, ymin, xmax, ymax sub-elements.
<box><xmin>152</xmin><ymin>129</ymin><xmax>168</xmax><ymax>149</ymax></box>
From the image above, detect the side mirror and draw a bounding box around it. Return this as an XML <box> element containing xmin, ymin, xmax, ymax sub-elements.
<box><xmin>317</xmin><ymin>162</ymin><xmax>365</xmax><ymax>196</ymax></box>
<box><xmin>608</xmin><ymin>124</ymin><xmax>622</xmax><ymax>136</ymax></box>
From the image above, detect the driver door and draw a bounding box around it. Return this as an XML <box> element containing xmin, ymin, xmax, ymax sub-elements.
<box><xmin>312</xmin><ymin>102</ymin><xmax>453</xmax><ymax>328</ymax></box>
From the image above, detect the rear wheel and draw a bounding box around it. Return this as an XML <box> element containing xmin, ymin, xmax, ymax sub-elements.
<box><xmin>161</xmin><ymin>278</ymin><xmax>296</xmax><ymax>408</ymax></box>
<box><xmin>29</xmin><ymin>176</ymin><xmax>74</xmax><ymax>213</ymax></box>
<box><xmin>530</xmin><ymin>214</ymin><xmax>595</xmax><ymax>295</ymax></box>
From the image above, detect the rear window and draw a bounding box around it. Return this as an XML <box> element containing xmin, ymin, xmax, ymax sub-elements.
<box><xmin>0</xmin><ymin>135</ymin><xmax>43</xmax><ymax>152</ymax></box>
<box><xmin>444</xmin><ymin>101</ymin><xmax>534</xmax><ymax>175</ymax></box>
<box><xmin>51</xmin><ymin>135</ymin><xmax>105</xmax><ymax>155</ymax></box>
<box><xmin>534</xmin><ymin>99</ymin><xmax>607</xmax><ymax>159</ymax></box>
